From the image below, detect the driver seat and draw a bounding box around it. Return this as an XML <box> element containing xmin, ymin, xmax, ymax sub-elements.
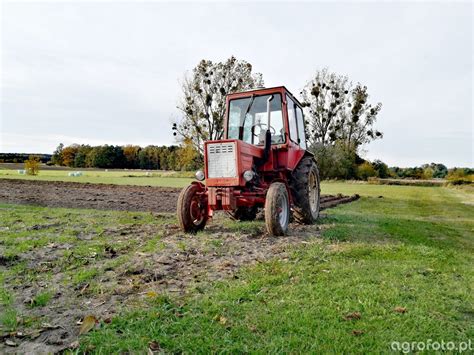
<box><xmin>258</xmin><ymin>130</ymin><xmax>266</xmax><ymax>145</ymax></box>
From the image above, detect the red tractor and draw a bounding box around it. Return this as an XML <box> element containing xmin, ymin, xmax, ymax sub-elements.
<box><xmin>177</xmin><ymin>86</ymin><xmax>320</xmax><ymax>236</ymax></box>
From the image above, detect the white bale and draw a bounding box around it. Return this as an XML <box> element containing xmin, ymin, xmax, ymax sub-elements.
<box><xmin>18</xmin><ymin>170</ymin><xmax>26</xmax><ymax>175</ymax></box>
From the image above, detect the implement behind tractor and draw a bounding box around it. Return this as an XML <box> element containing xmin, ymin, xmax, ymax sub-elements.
<box><xmin>177</xmin><ymin>86</ymin><xmax>320</xmax><ymax>236</ymax></box>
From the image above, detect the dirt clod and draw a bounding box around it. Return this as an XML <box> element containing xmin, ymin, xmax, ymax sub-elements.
<box><xmin>344</xmin><ymin>312</ymin><xmax>362</xmax><ymax>321</ymax></box>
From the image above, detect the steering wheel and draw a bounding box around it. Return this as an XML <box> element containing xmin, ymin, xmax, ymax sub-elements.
<box><xmin>252</xmin><ymin>122</ymin><xmax>276</xmax><ymax>137</ymax></box>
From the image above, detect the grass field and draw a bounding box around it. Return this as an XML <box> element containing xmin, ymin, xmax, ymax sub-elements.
<box><xmin>0</xmin><ymin>168</ymin><xmax>194</xmax><ymax>188</ymax></box>
<box><xmin>1</xmin><ymin>182</ymin><xmax>472</xmax><ymax>352</ymax></box>
<box><xmin>82</xmin><ymin>184</ymin><xmax>474</xmax><ymax>353</ymax></box>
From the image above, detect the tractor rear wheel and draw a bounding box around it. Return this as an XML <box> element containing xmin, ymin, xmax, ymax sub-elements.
<box><xmin>177</xmin><ymin>184</ymin><xmax>207</xmax><ymax>233</ymax></box>
<box><xmin>291</xmin><ymin>156</ymin><xmax>320</xmax><ymax>224</ymax></box>
<box><xmin>229</xmin><ymin>206</ymin><xmax>258</xmax><ymax>221</ymax></box>
<box><xmin>264</xmin><ymin>182</ymin><xmax>290</xmax><ymax>236</ymax></box>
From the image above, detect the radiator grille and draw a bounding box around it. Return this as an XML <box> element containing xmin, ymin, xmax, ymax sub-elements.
<box><xmin>207</xmin><ymin>142</ymin><xmax>237</xmax><ymax>178</ymax></box>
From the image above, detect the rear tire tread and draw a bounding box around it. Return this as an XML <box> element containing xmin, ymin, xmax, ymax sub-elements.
<box><xmin>291</xmin><ymin>156</ymin><xmax>321</xmax><ymax>224</ymax></box>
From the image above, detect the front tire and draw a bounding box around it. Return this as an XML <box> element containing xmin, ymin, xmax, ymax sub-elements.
<box><xmin>291</xmin><ymin>156</ymin><xmax>321</xmax><ymax>224</ymax></box>
<box><xmin>177</xmin><ymin>184</ymin><xmax>207</xmax><ymax>233</ymax></box>
<box><xmin>264</xmin><ymin>182</ymin><xmax>290</xmax><ymax>236</ymax></box>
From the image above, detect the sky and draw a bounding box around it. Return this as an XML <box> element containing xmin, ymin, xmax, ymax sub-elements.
<box><xmin>0</xmin><ymin>0</ymin><xmax>472</xmax><ymax>167</ymax></box>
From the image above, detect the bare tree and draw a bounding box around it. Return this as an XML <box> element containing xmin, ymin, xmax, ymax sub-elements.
<box><xmin>301</xmin><ymin>68</ymin><xmax>382</xmax><ymax>150</ymax></box>
<box><xmin>173</xmin><ymin>56</ymin><xmax>264</xmax><ymax>153</ymax></box>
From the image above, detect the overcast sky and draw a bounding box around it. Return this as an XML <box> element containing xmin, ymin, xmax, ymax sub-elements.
<box><xmin>1</xmin><ymin>1</ymin><xmax>472</xmax><ymax>167</ymax></box>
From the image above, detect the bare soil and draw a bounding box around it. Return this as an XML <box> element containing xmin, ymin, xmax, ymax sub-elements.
<box><xmin>0</xmin><ymin>179</ymin><xmax>357</xmax><ymax>212</ymax></box>
<box><xmin>0</xmin><ymin>179</ymin><xmax>180</xmax><ymax>212</ymax></box>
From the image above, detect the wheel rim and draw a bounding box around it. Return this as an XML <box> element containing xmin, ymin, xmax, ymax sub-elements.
<box><xmin>278</xmin><ymin>193</ymin><xmax>289</xmax><ymax>227</ymax></box>
<box><xmin>309</xmin><ymin>170</ymin><xmax>319</xmax><ymax>214</ymax></box>
<box><xmin>190</xmin><ymin>197</ymin><xmax>205</xmax><ymax>225</ymax></box>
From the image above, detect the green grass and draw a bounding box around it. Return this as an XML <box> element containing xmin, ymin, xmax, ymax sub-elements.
<box><xmin>0</xmin><ymin>169</ymin><xmax>193</xmax><ymax>187</ymax></box>
<box><xmin>78</xmin><ymin>183</ymin><xmax>474</xmax><ymax>353</ymax></box>
<box><xmin>72</xmin><ymin>268</ymin><xmax>100</xmax><ymax>286</ymax></box>
<box><xmin>0</xmin><ymin>287</ymin><xmax>18</xmax><ymax>331</ymax></box>
<box><xmin>0</xmin><ymin>308</ymin><xmax>18</xmax><ymax>332</ymax></box>
<box><xmin>29</xmin><ymin>291</ymin><xmax>52</xmax><ymax>308</ymax></box>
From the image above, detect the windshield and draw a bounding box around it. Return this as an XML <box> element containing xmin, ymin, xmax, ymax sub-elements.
<box><xmin>227</xmin><ymin>94</ymin><xmax>285</xmax><ymax>145</ymax></box>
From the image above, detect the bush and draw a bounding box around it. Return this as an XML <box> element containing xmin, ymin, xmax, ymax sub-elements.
<box><xmin>311</xmin><ymin>141</ymin><xmax>357</xmax><ymax>180</ymax></box>
<box><xmin>447</xmin><ymin>178</ymin><xmax>473</xmax><ymax>186</ymax></box>
<box><xmin>446</xmin><ymin>168</ymin><xmax>473</xmax><ymax>185</ymax></box>
<box><xmin>370</xmin><ymin>178</ymin><xmax>444</xmax><ymax>187</ymax></box>
<box><xmin>24</xmin><ymin>156</ymin><xmax>41</xmax><ymax>175</ymax></box>
<box><xmin>422</xmin><ymin>167</ymin><xmax>434</xmax><ymax>180</ymax></box>
<box><xmin>357</xmin><ymin>162</ymin><xmax>377</xmax><ymax>180</ymax></box>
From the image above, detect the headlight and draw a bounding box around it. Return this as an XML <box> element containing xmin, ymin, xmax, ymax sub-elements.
<box><xmin>243</xmin><ymin>170</ymin><xmax>255</xmax><ymax>182</ymax></box>
<box><xmin>195</xmin><ymin>170</ymin><xmax>205</xmax><ymax>181</ymax></box>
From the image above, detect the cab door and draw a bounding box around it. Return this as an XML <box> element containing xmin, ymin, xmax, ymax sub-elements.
<box><xmin>286</xmin><ymin>95</ymin><xmax>306</xmax><ymax>170</ymax></box>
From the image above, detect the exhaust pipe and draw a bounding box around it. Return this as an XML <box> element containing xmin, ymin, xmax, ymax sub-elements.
<box><xmin>263</xmin><ymin>95</ymin><xmax>274</xmax><ymax>162</ymax></box>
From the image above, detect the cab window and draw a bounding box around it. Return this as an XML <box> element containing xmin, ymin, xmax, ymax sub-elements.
<box><xmin>228</xmin><ymin>94</ymin><xmax>285</xmax><ymax>145</ymax></box>
<box><xmin>296</xmin><ymin>106</ymin><xmax>307</xmax><ymax>149</ymax></box>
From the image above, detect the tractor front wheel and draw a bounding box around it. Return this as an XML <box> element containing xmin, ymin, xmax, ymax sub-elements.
<box><xmin>264</xmin><ymin>182</ymin><xmax>290</xmax><ymax>236</ymax></box>
<box><xmin>177</xmin><ymin>184</ymin><xmax>208</xmax><ymax>233</ymax></box>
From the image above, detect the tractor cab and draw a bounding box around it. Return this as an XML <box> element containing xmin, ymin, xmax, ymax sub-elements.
<box><xmin>178</xmin><ymin>86</ymin><xmax>321</xmax><ymax>236</ymax></box>
<box><xmin>225</xmin><ymin>87</ymin><xmax>307</xmax><ymax>151</ymax></box>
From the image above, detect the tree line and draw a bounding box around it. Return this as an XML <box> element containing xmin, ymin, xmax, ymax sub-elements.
<box><xmin>3</xmin><ymin>146</ymin><xmax>470</xmax><ymax>183</ymax></box>
<box><xmin>50</xmin><ymin>141</ymin><xmax>202</xmax><ymax>171</ymax></box>
<box><xmin>0</xmin><ymin>153</ymin><xmax>51</xmax><ymax>164</ymax></box>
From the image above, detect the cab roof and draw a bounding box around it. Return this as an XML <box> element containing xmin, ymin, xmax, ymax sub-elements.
<box><xmin>226</xmin><ymin>86</ymin><xmax>304</xmax><ymax>108</ymax></box>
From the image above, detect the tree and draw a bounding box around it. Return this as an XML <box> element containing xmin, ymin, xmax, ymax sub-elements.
<box><xmin>24</xmin><ymin>155</ymin><xmax>41</xmax><ymax>175</ymax></box>
<box><xmin>51</xmin><ymin>143</ymin><xmax>64</xmax><ymax>165</ymax></box>
<box><xmin>173</xmin><ymin>56</ymin><xmax>264</xmax><ymax>153</ymax></box>
<box><xmin>74</xmin><ymin>145</ymin><xmax>92</xmax><ymax>168</ymax></box>
<box><xmin>301</xmin><ymin>68</ymin><xmax>382</xmax><ymax>149</ymax></box>
<box><xmin>85</xmin><ymin>145</ymin><xmax>124</xmax><ymax>168</ymax></box>
<box><xmin>166</xmin><ymin>146</ymin><xmax>178</xmax><ymax>170</ymax></box>
<box><xmin>372</xmin><ymin>159</ymin><xmax>389</xmax><ymax>178</ymax></box>
<box><xmin>62</xmin><ymin>144</ymin><xmax>79</xmax><ymax>167</ymax></box>
<box><xmin>430</xmin><ymin>163</ymin><xmax>448</xmax><ymax>178</ymax></box>
<box><xmin>138</xmin><ymin>146</ymin><xmax>161</xmax><ymax>170</ymax></box>
<box><xmin>177</xmin><ymin>138</ymin><xmax>202</xmax><ymax>171</ymax></box>
<box><xmin>123</xmin><ymin>145</ymin><xmax>141</xmax><ymax>169</ymax></box>
<box><xmin>158</xmin><ymin>148</ymin><xmax>169</xmax><ymax>170</ymax></box>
